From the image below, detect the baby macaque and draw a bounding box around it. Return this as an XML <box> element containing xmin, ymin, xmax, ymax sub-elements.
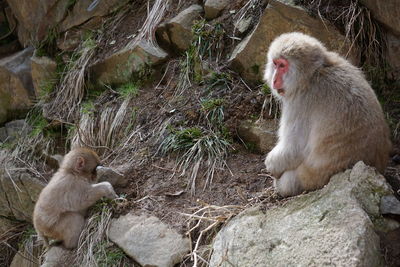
<box><xmin>33</xmin><ymin>148</ymin><xmax>117</xmax><ymax>249</ymax></box>
<box><xmin>263</xmin><ymin>32</ymin><xmax>391</xmax><ymax>197</ymax></box>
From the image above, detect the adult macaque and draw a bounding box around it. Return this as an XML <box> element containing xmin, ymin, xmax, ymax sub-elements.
<box><xmin>263</xmin><ymin>32</ymin><xmax>391</xmax><ymax>197</ymax></box>
<box><xmin>33</xmin><ymin>148</ymin><xmax>117</xmax><ymax>249</ymax></box>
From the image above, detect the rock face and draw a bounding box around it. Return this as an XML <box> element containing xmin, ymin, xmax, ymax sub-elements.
<box><xmin>0</xmin><ymin>166</ymin><xmax>45</xmax><ymax>222</ymax></box>
<box><xmin>97</xmin><ymin>166</ymin><xmax>127</xmax><ymax>187</ymax></box>
<box><xmin>108</xmin><ymin>213</ymin><xmax>190</xmax><ymax>267</ymax></box>
<box><xmin>360</xmin><ymin>0</ymin><xmax>400</xmax><ymax>35</ymax></box>
<box><xmin>230</xmin><ymin>0</ymin><xmax>358</xmax><ymax>82</ymax></box>
<box><xmin>0</xmin><ymin>119</ymin><xmax>31</xmax><ymax>143</ymax></box>
<box><xmin>237</xmin><ymin>119</ymin><xmax>277</xmax><ymax>153</ymax></box>
<box><xmin>210</xmin><ymin>162</ymin><xmax>391</xmax><ymax>266</ymax></box>
<box><xmin>0</xmin><ymin>47</ymin><xmax>35</xmax><ymax>124</ymax></box>
<box><xmin>156</xmin><ymin>5</ymin><xmax>203</xmax><ymax>52</ymax></box>
<box><xmin>31</xmin><ymin>54</ymin><xmax>57</xmax><ymax>97</ymax></box>
<box><xmin>6</xmin><ymin>0</ymin><xmax>68</xmax><ymax>46</ymax></box>
<box><xmin>204</xmin><ymin>0</ymin><xmax>230</xmax><ymax>20</ymax></box>
<box><xmin>91</xmin><ymin>40</ymin><xmax>168</xmax><ymax>85</ymax></box>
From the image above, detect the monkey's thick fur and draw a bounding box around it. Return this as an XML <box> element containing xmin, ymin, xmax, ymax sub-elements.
<box><xmin>33</xmin><ymin>148</ymin><xmax>117</xmax><ymax>249</ymax></box>
<box><xmin>264</xmin><ymin>32</ymin><xmax>391</xmax><ymax>197</ymax></box>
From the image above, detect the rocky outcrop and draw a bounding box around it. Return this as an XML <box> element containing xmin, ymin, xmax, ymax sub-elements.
<box><xmin>108</xmin><ymin>213</ymin><xmax>190</xmax><ymax>267</ymax></box>
<box><xmin>204</xmin><ymin>0</ymin><xmax>230</xmax><ymax>20</ymax></box>
<box><xmin>210</xmin><ymin>162</ymin><xmax>395</xmax><ymax>266</ymax></box>
<box><xmin>237</xmin><ymin>119</ymin><xmax>277</xmax><ymax>153</ymax></box>
<box><xmin>0</xmin><ymin>165</ymin><xmax>45</xmax><ymax>222</ymax></box>
<box><xmin>360</xmin><ymin>0</ymin><xmax>400</xmax><ymax>35</ymax></box>
<box><xmin>0</xmin><ymin>47</ymin><xmax>35</xmax><ymax>124</ymax></box>
<box><xmin>97</xmin><ymin>166</ymin><xmax>127</xmax><ymax>187</ymax></box>
<box><xmin>91</xmin><ymin>40</ymin><xmax>168</xmax><ymax>85</ymax></box>
<box><xmin>230</xmin><ymin>0</ymin><xmax>358</xmax><ymax>82</ymax></box>
<box><xmin>59</xmin><ymin>0</ymin><xmax>128</xmax><ymax>32</ymax></box>
<box><xmin>6</xmin><ymin>0</ymin><xmax>68</xmax><ymax>46</ymax></box>
<box><xmin>31</xmin><ymin>54</ymin><xmax>57</xmax><ymax>97</ymax></box>
<box><xmin>156</xmin><ymin>5</ymin><xmax>203</xmax><ymax>52</ymax></box>
<box><xmin>0</xmin><ymin>120</ymin><xmax>31</xmax><ymax>143</ymax></box>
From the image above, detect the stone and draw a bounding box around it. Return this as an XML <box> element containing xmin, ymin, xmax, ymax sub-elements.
<box><xmin>234</xmin><ymin>17</ymin><xmax>252</xmax><ymax>35</ymax></box>
<box><xmin>0</xmin><ymin>127</ymin><xmax>7</xmax><ymax>142</ymax></box>
<box><xmin>6</xmin><ymin>0</ymin><xmax>69</xmax><ymax>46</ymax></box>
<box><xmin>204</xmin><ymin>0</ymin><xmax>230</xmax><ymax>20</ymax></box>
<box><xmin>156</xmin><ymin>5</ymin><xmax>203</xmax><ymax>52</ymax></box>
<box><xmin>59</xmin><ymin>0</ymin><xmax>128</xmax><ymax>32</ymax></box>
<box><xmin>381</xmin><ymin>195</ymin><xmax>400</xmax><ymax>215</ymax></box>
<box><xmin>108</xmin><ymin>213</ymin><xmax>190</xmax><ymax>267</ymax></box>
<box><xmin>360</xmin><ymin>0</ymin><xmax>400</xmax><ymax>35</ymax></box>
<box><xmin>386</xmin><ymin>32</ymin><xmax>400</xmax><ymax>80</ymax></box>
<box><xmin>97</xmin><ymin>166</ymin><xmax>127</xmax><ymax>187</ymax></box>
<box><xmin>210</xmin><ymin>162</ymin><xmax>391</xmax><ymax>266</ymax></box>
<box><xmin>4</xmin><ymin>119</ymin><xmax>31</xmax><ymax>142</ymax></box>
<box><xmin>31</xmin><ymin>54</ymin><xmax>57</xmax><ymax>97</ymax></box>
<box><xmin>91</xmin><ymin>40</ymin><xmax>168</xmax><ymax>85</ymax></box>
<box><xmin>0</xmin><ymin>168</ymin><xmax>45</xmax><ymax>222</ymax></box>
<box><xmin>41</xmin><ymin>246</ymin><xmax>74</xmax><ymax>267</ymax></box>
<box><xmin>10</xmin><ymin>245</ymin><xmax>40</xmax><ymax>267</ymax></box>
<box><xmin>237</xmin><ymin>119</ymin><xmax>277</xmax><ymax>153</ymax></box>
<box><xmin>0</xmin><ymin>47</ymin><xmax>35</xmax><ymax>124</ymax></box>
<box><xmin>229</xmin><ymin>0</ymin><xmax>359</xmax><ymax>82</ymax></box>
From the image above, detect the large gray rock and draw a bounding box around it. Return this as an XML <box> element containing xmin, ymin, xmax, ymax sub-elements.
<box><xmin>108</xmin><ymin>213</ymin><xmax>190</xmax><ymax>267</ymax></box>
<box><xmin>31</xmin><ymin>54</ymin><xmax>57</xmax><ymax>97</ymax></box>
<box><xmin>360</xmin><ymin>0</ymin><xmax>400</xmax><ymax>35</ymax></box>
<box><xmin>204</xmin><ymin>0</ymin><xmax>230</xmax><ymax>20</ymax></box>
<box><xmin>156</xmin><ymin>5</ymin><xmax>203</xmax><ymax>52</ymax></box>
<box><xmin>210</xmin><ymin>162</ymin><xmax>392</xmax><ymax>267</ymax></box>
<box><xmin>230</xmin><ymin>0</ymin><xmax>358</xmax><ymax>82</ymax></box>
<box><xmin>6</xmin><ymin>0</ymin><xmax>68</xmax><ymax>45</ymax></box>
<box><xmin>0</xmin><ymin>47</ymin><xmax>35</xmax><ymax>124</ymax></box>
<box><xmin>41</xmin><ymin>246</ymin><xmax>74</xmax><ymax>267</ymax></box>
<box><xmin>386</xmin><ymin>32</ymin><xmax>400</xmax><ymax>80</ymax></box>
<box><xmin>97</xmin><ymin>166</ymin><xmax>127</xmax><ymax>187</ymax></box>
<box><xmin>0</xmin><ymin>167</ymin><xmax>45</xmax><ymax>222</ymax></box>
<box><xmin>237</xmin><ymin>119</ymin><xmax>277</xmax><ymax>153</ymax></box>
<box><xmin>91</xmin><ymin>40</ymin><xmax>168</xmax><ymax>85</ymax></box>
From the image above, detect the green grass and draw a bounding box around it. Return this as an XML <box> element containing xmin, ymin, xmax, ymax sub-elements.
<box><xmin>116</xmin><ymin>82</ymin><xmax>140</xmax><ymax>99</ymax></box>
<box><xmin>201</xmin><ymin>98</ymin><xmax>225</xmax><ymax>127</ymax></box>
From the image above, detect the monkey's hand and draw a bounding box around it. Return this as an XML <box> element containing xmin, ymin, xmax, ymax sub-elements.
<box><xmin>264</xmin><ymin>149</ymin><xmax>286</xmax><ymax>178</ymax></box>
<box><xmin>101</xmin><ymin>182</ymin><xmax>118</xmax><ymax>199</ymax></box>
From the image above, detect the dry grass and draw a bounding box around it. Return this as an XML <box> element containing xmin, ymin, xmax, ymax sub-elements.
<box><xmin>126</xmin><ymin>0</ymin><xmax>170</xmax><ymax>48</ymax></box>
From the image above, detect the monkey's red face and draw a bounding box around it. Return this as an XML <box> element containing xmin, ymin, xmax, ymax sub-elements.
<box><xmin>272</xmin><ymin>58</ymin><xmax>289</xmax><ymax>95</ymax></box>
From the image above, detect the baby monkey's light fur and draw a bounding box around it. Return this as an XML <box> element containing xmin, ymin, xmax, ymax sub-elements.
<box><xmin>264</xmin><ymin>32</ymin><xmax>391</xmax><ymax>197</ymax></box>
<box><xmin>33</xmin><ymin>148</ymin><xmax>117</xmax><ymax>249</ymax></box>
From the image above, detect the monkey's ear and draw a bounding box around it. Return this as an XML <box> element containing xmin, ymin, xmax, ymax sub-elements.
<box><xmin>76</xmin><ymin>156</ymin><xmax>86</xmax><ymax>171</ymax></box>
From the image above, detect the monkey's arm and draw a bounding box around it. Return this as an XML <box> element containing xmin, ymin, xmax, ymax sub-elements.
<box><xmin>265</xmin><ymin>142</ymin><xmax>303</xmax><ymax>178</ymax></box>
<box><xmin>66</xmin><ymin>182</ymin><xmax>117</xmax><ymax>211</ymax></box>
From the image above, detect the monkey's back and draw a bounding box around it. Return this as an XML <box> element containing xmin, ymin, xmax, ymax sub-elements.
<box><xmin>308</xmin><ymin>54</ymin><xmax>391</xmax><ymax>173</ymax></box>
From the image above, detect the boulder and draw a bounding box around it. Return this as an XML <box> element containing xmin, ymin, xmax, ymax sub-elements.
<box><xmin>41</xmin><ymin>246</ymin><xmax>74</xmax><ymax>267</ymax></box>
<box><xmin>156</xmin><ymin>5</ymin><xmax>203</xmax><ymax>52</ymax></box>
<box><xmin>1</xmin><ymin>120</ymin><xmax>32</xmax><ymax>143</ymax></box>
<box><xmin>6</xmin><ymin>0</ymin><xmax>69</xmax><ymax>46</ymax></box>
<box><xmin>204</xmin><ymin>0</ymin><xmax>230</xmax><ymax>20</ymax></box>
<box><xmin>31</xmin><ymin>54</ymin><xmax>57</xmax><ymax>97</ymax></box>
<box><xmin>108</xmin><ymin>213</ymin><xmax>190</xmax><ymax>267</ymax></box>
<box><xmin>230</xmin><ymin>0</ymin><xmax>359</xmax><ymax>82</ymax></box>
<box><xmin>0</xmin><ymin>168</ymin><xmax>45</xmax><ymax>222</ymax></box>
<box><xmin>386</xmin><ymin>32</ymin><xmax>400</xmax><ymax>80</ymax></box>
<box><xmin>91</xmin><ymin>40</ymin><xmax>168</xmax><ymax>85</ymax></box>
<box><xmin>380</xmin><ymin>195</ymin><xmax>400</xmax><ymax>215</ymax></box>
<box><xmin>360</xmin><ymin>0</ymin><xmax>400</xmax><ymax>35</ymax></box>
<box><xmin>237</xmin><ymin>119</ymin><xmax>277</xmax><ymax>153</ymax></box>
<box><xmin>59</xmin><ymin>0</ymin><xmax>128</xmax><ymax>32</ymax></box>
<box><xmin>10</xmin><ymin>244</ymin><xmax>40</xmax><ymax>267</ymax></box>
<box><xmin>97</xmin><ymin>166</ymin><xmax>127</xmax><ymax>187</ymax></box>
<box><xmin>0</xmin><ymin>47</ymin><xmax>35</xmax><ymax>124</ymax></box>
<box><xmin>210</xmin><ymin>162</ymin><xmax>393</xmax><ymax>266</ymax></box>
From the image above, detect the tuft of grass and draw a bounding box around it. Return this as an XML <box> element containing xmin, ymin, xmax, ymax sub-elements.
<box><xmin>201</xmin><ymin>98</ymin><xmax>225</xmax><ymax>127</ymax></box>
<box><xmin>116</xmin><ymin>82</ymin><xmax>140</xmax><ymax>99</ymax></box>
<box><xmin>204</xmin><ymin>71</ymin><xmax>232</xmax><ymax>92</ymax></box>
<box><xmin>159</xmin><ymin>126</ymin><xmax>231</xmax><ymax>194</ymax></box>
